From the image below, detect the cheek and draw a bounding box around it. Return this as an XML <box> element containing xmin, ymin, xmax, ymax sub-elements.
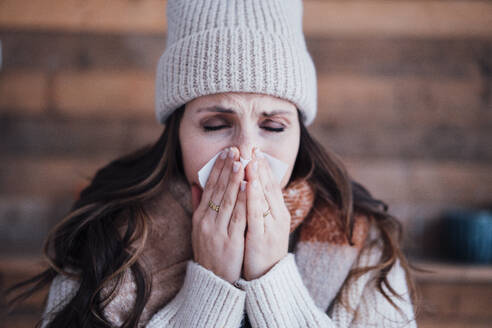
<box><xmin>264</xmin><ymin>134</ymin><xmax>300</xmax><ymax>189</ymax></box>
<box><xmin>180</xmin><ymin>136</ymin><xmax>226</xmax><ymax>186</ymax></box>
<box><xmin>179</xmin><ymin>125</ymin><xmax>203</xmax><ymax>185</ymax></box>
<box><xmin>180</xmin><ymin>142</ymin><xmax>198</xmax><ymax>182</ymax></box>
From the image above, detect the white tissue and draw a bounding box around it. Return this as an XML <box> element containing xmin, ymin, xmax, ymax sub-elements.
<box><xmin>198</xmin><ymin>149</ymin><xmax>288</xmax><ymax>189</ymax></box>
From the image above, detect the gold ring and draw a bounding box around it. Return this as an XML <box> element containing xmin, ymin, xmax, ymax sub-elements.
<box><xmin>263</xmin><ymin>207</ymin><xmax>271</xmax><ymax>217</ymax></box>
<box><xmin>208</xmin><ymin>200</ymin><xmax>220</xmax><ymax>212</ymax></box>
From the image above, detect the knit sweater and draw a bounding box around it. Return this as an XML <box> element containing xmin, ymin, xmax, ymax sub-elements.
<box><xmin>41</xmin><ymin>236</ymin><xmax>416</xmax><ymax>328</ymax></box>
<box><xmin>40</xmin><ymin>176</ymin><xmax>417</xmax><ymax>328</ymax></box>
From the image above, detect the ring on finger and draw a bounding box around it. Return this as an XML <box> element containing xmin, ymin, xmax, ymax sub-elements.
<box><xmin>208</xmin><ymin>200</ymin><xmax>220</xmax><ymax>212</ymax></box>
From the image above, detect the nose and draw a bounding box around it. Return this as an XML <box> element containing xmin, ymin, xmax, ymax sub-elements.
<box><xmin>238</xmin><ymin>143</ymin><xmax>254</xmax><ymax>160</ymax></box>
<box><xmin>235</xmin><ymin>129</ymin><xmax>257</xmax><ymax>160</ymax></box>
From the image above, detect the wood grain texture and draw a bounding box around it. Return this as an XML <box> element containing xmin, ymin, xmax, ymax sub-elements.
<box><xmin>1</xmin><ymin>1</ymin><xmax>491</xmax><ymax>37</ymax></box>
<box><xmin>0</xmin><ymin>0</ymin><xmax>166</xmax><ymax>34</ymax></box>
<box><xmin>0</xmin><ymin>71</ymin><xmax>49</xmax><ymax>114</ymax></box>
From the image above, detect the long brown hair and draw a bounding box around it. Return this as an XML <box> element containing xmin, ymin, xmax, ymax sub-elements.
<box><xmin>6</xmin><ymin>104</ymin><xmax>417</xmax><ymax>326</ymax></box>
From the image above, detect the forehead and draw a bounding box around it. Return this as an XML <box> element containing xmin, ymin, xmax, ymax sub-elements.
<box><xmin>186</xmin><ymin>92</ymin><xmax>296</xmax><ymax>114</ymax></box>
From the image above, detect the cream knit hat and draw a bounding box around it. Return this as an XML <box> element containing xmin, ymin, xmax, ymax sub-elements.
<box><xmin>155</xmin><ymin>0</ymin><xmax>317</xmax><ymax>126</ymax></box>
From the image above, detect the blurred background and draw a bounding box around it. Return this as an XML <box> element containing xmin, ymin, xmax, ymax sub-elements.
<box><xmin>1</xmin><ymin>1</ymin><xmax>491</xmax><ymax>327</ymax></box>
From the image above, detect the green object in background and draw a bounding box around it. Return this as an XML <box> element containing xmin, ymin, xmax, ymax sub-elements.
<box><xmin>444</xmin><ymin>209</ymin><xmax>492</xmax><ymax>264</ymax></box>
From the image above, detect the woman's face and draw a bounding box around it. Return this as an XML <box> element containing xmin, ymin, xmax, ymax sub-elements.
<box><xmin>179</xmin><ymin>92</ymin><xmax>300</xmax><ymax>191</ymax></box>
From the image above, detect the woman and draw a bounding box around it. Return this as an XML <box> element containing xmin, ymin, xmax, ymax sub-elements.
<box><xmin>8</xmin><ymin>0</ymin><xmax>417</xmax><ymax>327</ymax></box>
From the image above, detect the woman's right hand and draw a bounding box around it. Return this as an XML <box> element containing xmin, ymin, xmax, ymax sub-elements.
<box><xmin>190</xmin><ymin>146</ymin><xmax>247</xmax><ymax>284</ymax></box>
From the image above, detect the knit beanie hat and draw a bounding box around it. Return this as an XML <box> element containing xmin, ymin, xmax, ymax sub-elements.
<box><xmin>155</xmin><ymin>0</ymin><xmax>317</xmax><ymax>126</ymax></box>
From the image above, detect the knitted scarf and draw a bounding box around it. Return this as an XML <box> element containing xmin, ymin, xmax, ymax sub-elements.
<box><xmin>103</xmin><ymin>173</ymin><xmax>369</xmax><ymax>326</ymax></box>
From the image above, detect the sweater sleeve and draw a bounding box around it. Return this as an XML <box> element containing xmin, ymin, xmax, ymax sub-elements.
<box><xmin>146</xmin><ymin>260</ymin><xmax>246</xmax><ymax>327</ymax></box>
<box><xmin>234</xmin><ymin>252</ymin><xmax>417</xmax><ymax>328</ymax></box>
<box><xmin>40</xmin><ymin>260</ymin><xmax>246</xmax><ymax>328</ymax></box>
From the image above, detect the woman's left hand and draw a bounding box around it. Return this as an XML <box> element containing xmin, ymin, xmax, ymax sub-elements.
<box><xmin>242</xmin><ymin>148</ymin><xmax>292</xmax><ymax>281</ymax></box>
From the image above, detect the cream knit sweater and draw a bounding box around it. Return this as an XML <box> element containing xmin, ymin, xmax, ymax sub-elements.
<box><xmin>41</xmin><ymin>245</ymin><xmax>417</xmax><ymax>328</ymax></box>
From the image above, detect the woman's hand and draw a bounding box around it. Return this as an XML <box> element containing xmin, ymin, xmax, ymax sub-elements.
<box><xmin>242</xmin><ymin>148</ymin><xmax>291</xmax><ymax>281</ymax></box>
<box><xmin>190</xmin><ymin>146</ymin><xmax>247</xmax><ymax>284</ymax></box>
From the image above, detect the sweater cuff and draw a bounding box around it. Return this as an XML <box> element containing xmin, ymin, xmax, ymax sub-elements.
<box><xmin>235</xmin><ymin>253</ymin><xmax>320</xmax><ymax>327</ymax></box>
<box><xmin>149</xmin><ymin>260</ymin><xmax>246</xmax><ymax>327</ymax></box>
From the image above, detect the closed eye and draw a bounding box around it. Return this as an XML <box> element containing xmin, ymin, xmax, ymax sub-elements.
<box><xmin>203</xmin><ymin>125</ymin><xmax>284</xmax><ymax>133</ymax></box>
<box><xmin>203</xmin><ymin>125</ymin><xmax>229</xmax><ymax>131</ymax></box>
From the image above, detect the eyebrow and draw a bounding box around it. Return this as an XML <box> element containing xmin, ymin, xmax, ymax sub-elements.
<box><xmin>196</xmin><ymin>105</ymin><xmax>294</xmax><ymax>117</ymax></box>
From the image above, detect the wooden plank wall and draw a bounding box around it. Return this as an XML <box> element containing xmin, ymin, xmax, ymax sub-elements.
<box><xmin>1</xmin><ymin>1</ymin><xmax>491</xmax><ymax>327</ymax></box>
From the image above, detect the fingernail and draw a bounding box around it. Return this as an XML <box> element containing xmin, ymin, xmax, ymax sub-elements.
<box><xmin>228</xmin><ymin>147</ymin><xmax>235</xmax><ymax>158</ymax></box>
<box><xmin>233</xmin><ymin>161</ymin><xmax>240</xmax><ymax>172</ymax></box>
<box><xmin>220</xmin><ymin>148</ymin><xmax>228</xmax><ymax>159</ymax></box>
<box><xmin>240</xmin><ymin>180</ymin><xmax>247</xmax><ymax>191</ymax></box>
<box><xmin>254</xmin><ymin>147</ymin><xmax>263</xmax><ymax>158</ymax></box>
